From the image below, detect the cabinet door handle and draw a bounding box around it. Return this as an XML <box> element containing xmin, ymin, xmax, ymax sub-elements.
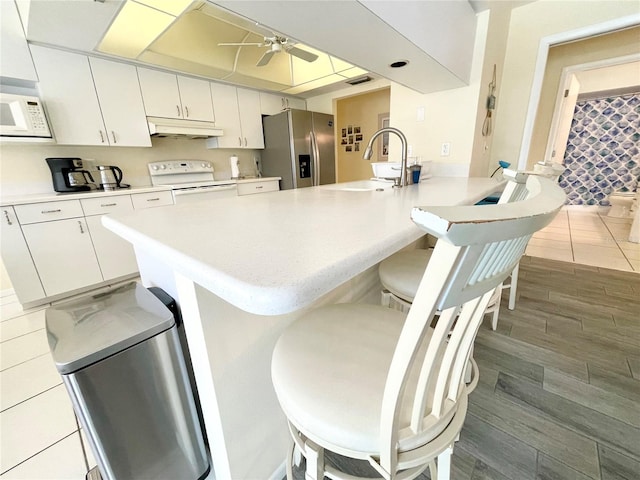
<box><xmin>184</xmin><ymin>106</ymin><xmax>189</xmax><ymax>117</ymax></box>
<box><xmin>147</xmin><ymin>197</ymin><xmax>160</xmax><ymax>202</ymax></box>
<box><xmin>100</xmin><ymin>203</ymin><xmax>117</xmax><ymax>207</ymax></box>
<box><xmin>285</xmin><ymin>98</ymin><xmax>289</xmax><ymax>108</ymax></box>
<box><xmin>78</xmin><ymin>220</ymin><xmax>85</xmax><ymax>234</ymax></box>
<box><xmin>244</xmin><ymin>137</ymin><xmax>248</xmax><ymax>147</ymax></box>
<box><xmin>177</xmin><ymin>105</ymin><xmax>181</xmax><ymax>116</ymax></box>
<box><xmin>3</xmin><ymin>210</ymin><xmax>12</xmax><ymax>225</ymax></box>
<box><xmin>111</xmin><ymin>131</ymin><xmax>117</xmax><ymax>144</ymax></box>
<box><xmin>256</xmin><ymin>185</ymin><xmax>263</xmax><ymax>189</ymax></box>
<box><xmin>99</xmin><ymin>130</ymin><xmax>105</xmax><ymax>143</ymax></box>
<box><xmin>41</xmin><ymin>209</ymin><xmax>62</xmax><ymax>214</ymax></box>
<box><xmin>238</xmin><ymin>137</ymin><xmax>242</xmax><ymax>147</ymax></box>
<box><xmin>281</xmin><ymin>97</ymin><xmax>285</xmax><ymax>109</ymax></box>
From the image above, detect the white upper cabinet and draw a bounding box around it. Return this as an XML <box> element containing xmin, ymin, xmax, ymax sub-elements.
<box><xmin>30</xmin><ymin>46</ymin><xmax>150</xmax><ymax>147</ymax></box>
<box><xmin>209</xmin><ymin>84</ymin><xmax>264</xmax><ymax>149</ymax></box>
<box><xmin>177</xmin><ymin>76</ymin><xmax>215</xmax><ymax>122</ymax></box>
<box><xmin>137</xmin><ymin>67</ymin><xmax>215</xmax><ymax>122</ymax></box>
<box><xmin>31</xmin><ymin>45</ymin><xmax>107</xmax><ymax>146</ymax></box>
<box><xmin>209</xmin><ymin>83</ymin><xmax>242</xmax><ymax>148</ymax></box>
<box><xmin>0</xmin><ymin>0</ymin><xmax>37</xmax><ymax>82</ymax></box>
<box><xmin>237</xmin><ymin>88</ymin><xmax>264</xmax><ymax>149</ymax></box>
<box><xmin>89</xmin><ymin>58</ymin><xmax>151</xmax><ymax>147</ymax></box>
<box><xmin>260</xmin><ymin>92</ymin><xmax>306</xmax><ymax>115</ymax></box>
<box><xmin>137</xmin><ymin>68</ymin><xmax>182</xmax><ymax>118</ymax></box>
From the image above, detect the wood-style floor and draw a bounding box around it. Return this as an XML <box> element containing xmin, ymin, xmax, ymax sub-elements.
<box><xmin>292</xmin><ymin>255</ymin><xmax>640</xmax><ymax>480</ymax></box>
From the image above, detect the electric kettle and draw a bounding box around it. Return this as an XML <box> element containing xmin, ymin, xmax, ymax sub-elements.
<box><xmin>96</xmin><ymin>165</ymin><xmax>129</xmax><ymax>190</ymax></box>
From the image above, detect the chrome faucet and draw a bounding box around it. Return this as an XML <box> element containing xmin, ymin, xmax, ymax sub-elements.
<box><xmin>363</xmin><ymin>127</ymin><xmax>408</xmax><ymax>187</ymax></box>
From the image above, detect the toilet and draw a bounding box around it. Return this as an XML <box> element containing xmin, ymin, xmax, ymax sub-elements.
<box><xmin>607</xmin><ymin>190</ymin><xmax>637</xmax><ymax>218</ymax></box>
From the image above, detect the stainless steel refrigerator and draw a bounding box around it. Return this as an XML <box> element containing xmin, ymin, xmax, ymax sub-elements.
<box><xmin>261</xmin><ymin>109</ymin><xmax>336</xmax><ymax>190</ymax></box>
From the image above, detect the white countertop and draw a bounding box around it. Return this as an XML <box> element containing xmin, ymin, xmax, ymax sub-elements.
<box><xmin>103</xmin><ymin>177</ymin><xmax>504</xmax><ymax>316</ymax></box>
<box><xmin>0</xmin><ymin>185</ymin><xmax>173</xmax><ymax>206</ymax></box>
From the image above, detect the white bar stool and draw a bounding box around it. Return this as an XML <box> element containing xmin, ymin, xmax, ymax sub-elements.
<box><xmin>379</xmin><ymin>169</ymin><xmax>530</xmax><ymax>330</ymax></box>
<box><xmin>271</xmin><ymin>176</ymin><xmax>565</xmax><ymax>480</ymax></box>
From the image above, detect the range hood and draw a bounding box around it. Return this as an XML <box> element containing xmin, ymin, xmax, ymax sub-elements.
<box><xmin>147</xmin><ymin>117</ymin><xmax>224</xmax><ymax>139</ymax></box>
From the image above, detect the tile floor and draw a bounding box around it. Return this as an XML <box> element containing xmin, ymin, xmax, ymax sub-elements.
<box><xmin>526</xmin><ymin>205</ymin><xmax>639</xmax><ymax>272</ymax></box>
<box><xmin>0</xmin><ymin>206</ymin><xmax>638</xmax><ymax>479</ymax></box>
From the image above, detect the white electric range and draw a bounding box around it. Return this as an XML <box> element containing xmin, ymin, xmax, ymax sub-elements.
<box><xmin>148</xmin><ymin>160</ymin><xmax>237</xmax><ymax>204</ymax></box>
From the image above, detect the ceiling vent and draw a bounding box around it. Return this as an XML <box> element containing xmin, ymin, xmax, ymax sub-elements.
<box><xmin>346</xmin><ymin>75</ymin><xmax>372</xmax><ymax>86</ymax></box>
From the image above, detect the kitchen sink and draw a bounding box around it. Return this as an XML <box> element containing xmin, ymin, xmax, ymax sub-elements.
<box><xmin>323</xmin><ymin>180</ymin><xmax>395</xmax><ymax>191</ymax></box>
<box><xmin>371</xmin><ymin>162</ymin><xmax>402</xmax><ymax>180</ymax></box>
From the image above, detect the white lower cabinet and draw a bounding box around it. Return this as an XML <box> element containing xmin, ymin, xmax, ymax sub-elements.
<box><xmin>2</xmin><ymin>190</ymin><xmax>174</xmax><ymax>306</ymax></box>
<box><xmin>237</xmin><ymin>179</ymin><xmax>280</xmax><ymax>196</ymax></box>
<box><xmin>0</xmin><ymin>207</ymin><xmax>45</xmax><ymax>304</ymax></box>
<box><xmin>21</xmin><ymin>218</ymin><xmax>103</xmax><ymax>296</ymax></box>
<box><xmin>82</xmin><ymin>195</ymin><xmax>138</xmax><ymax>281</ymax></box>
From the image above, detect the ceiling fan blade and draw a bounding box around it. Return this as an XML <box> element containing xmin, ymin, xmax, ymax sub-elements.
<box><xmin>218</xmin><ymin>42</ymin><xmax>264</xmax><ymax>47</ymax></box>
<box><xmin>256</xmin><ymin>50</ymin><xmax>276</xmax><ymax>67</ymax></box>
<box><xmin>286</xmin><ymin>46</ymin><xmax>318</xmax><ymax>63</ymax></box>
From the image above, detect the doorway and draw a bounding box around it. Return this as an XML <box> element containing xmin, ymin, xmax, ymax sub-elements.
<box><xmin>335</xmin><ymin>88</ymin><xmax>390</xmax><ymax>182</ymax></box>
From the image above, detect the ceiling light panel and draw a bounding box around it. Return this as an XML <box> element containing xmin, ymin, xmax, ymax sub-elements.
<box><xmin>98</xmin><ymin>1</ymin><xmax>176</xmax><ymax>58</ymax></box>
<box><xmin>133</xmin><ymin>0</ymin><xmax>193</xmax><ymax>16</ymax></box>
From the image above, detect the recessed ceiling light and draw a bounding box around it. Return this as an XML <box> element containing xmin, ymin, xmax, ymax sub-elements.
<box><xmin>390</xmin><ymin>60</ymin><xmax>409</xmax><ymax>68</ymax></box>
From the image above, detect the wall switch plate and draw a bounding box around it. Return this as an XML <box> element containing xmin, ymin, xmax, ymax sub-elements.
<box><xmin>441</xmin><ymin>142</ymin><xmax>451</xmax><ymax>157</ymax></box>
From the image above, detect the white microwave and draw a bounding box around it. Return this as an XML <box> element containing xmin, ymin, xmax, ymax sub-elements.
<box><xmin>0</xmin><ymin>93</ymin><xmax>52</xmax><ymax>139</ymax></box>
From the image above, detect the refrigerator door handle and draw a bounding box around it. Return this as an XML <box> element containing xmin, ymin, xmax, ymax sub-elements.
<box><xmin>310</xmin><ymin>131</ymin><xmax>320</xmax><ymax>186</ymax></box>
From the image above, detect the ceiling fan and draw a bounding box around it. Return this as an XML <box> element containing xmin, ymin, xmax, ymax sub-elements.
<box><xmin>218</xmin><ymin>35</ymin><xmax>319</xmax><ymax>67</ymax></box>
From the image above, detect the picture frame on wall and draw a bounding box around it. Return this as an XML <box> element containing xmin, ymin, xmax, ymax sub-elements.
<box><xmin>355</xmin><ymin>134</ymin><xmax>363</xmax><ymax>142</ymax></box>
<box><xmin>348</xmin><ymin>135</ymin><xmax>354</xmax><ymax>144</ymax></box>
<box><xmin>346</xmin><ymin>145</ymin><xmax>352</xmax><ymax>152</ymax></box>
<box><xmin>354</xmin><ymin>126</ymin><xmax>361</xmax><ymax>134</ymax></box>
<box><xmin>348</xmin><ymin>125</ymin><xmax>353</xmax><ymax>135</ymax></box>
<box><xmin>355</xmin><ymin>143</ymin><xmax>360</xmax><ymax>152</ymax></box>
<box><xmin>378</xmin><ymin>113</ymin><xmax>390</xmax><ymax>160</ymax></box>
<box><xmin>342</xmin><ymin>128</ymin><xmax>347</xmax><ymax>137</ymax></box>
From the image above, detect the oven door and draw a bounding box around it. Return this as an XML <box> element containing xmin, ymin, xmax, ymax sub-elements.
<box><xmin>172</xmin><ymin>184</ymin><xmax>238</xmax><ymax>204</ymax></box>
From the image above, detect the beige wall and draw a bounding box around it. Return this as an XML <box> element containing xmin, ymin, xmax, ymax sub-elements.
<box><xmin>335</xmin><ymin>88</ymin><xmax>390</xmax><ymax>182</ymax></box>
<box><xmin>491</xmin><ymin>0</ymin><xmax>640</xmax><ymax>170</ymax></box>
<box><xmin>527</xmin><ymin>26</ymin><xmax>640</xmax><ymax>167</ymax></box>
<box><xmin>0</xmin><ymin>138</ymin><xmax>261</xmax><ymax>196</ymax></box>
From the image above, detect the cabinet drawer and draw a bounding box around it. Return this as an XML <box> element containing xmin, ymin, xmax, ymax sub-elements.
<box><xmin>131</xmin><ymin>191</ymin><xmax>173</xmax><ymax>209</ymax></box>
<box><xmin>15</xmin><ymin>200</ymin><xmax>84</xmax><ymax>224</ymax></box>
<box><xmin>237</xmin><ymin>180</ymin><xmax>279</xmax><ymax>196</ymax></box>
<box><xmin>81</xmin><ymin>195</ymin><xmax>134</xmax><ymax>216</ymax></box>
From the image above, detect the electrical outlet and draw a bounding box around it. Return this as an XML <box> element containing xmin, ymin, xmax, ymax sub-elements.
<box><xmin>441</xmin><ymin>142</ymin><xmax>451</xmax><ymax>157</ymax></box>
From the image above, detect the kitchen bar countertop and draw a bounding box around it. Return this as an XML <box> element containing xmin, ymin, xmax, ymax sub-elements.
<box><xmin>102</xmin><ymin>176</ymin><xmax>505</xmax><ymax>480</ymax></box>
<box><xmin>104</xmin><ymin>177</ymin><xmax>503</xmax><ymax>316</ymax></box>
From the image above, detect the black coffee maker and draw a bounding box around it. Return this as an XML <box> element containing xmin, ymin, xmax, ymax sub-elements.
<box><xmin>46</xmin><ymin>158</ymin><xmax>96</xmax><ymax>193</ymax></box>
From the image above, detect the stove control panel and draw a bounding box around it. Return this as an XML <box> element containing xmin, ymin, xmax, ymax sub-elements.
<box><xmin>148</xmin><ymin>161</ymin><xmax>213</xmax><ymax>176</ymax></box>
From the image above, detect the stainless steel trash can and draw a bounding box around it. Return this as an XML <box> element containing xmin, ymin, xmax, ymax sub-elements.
<box><xmin>46</xmin><ymin>282</ymin><xmax>209</xmax><ymax>480</ymax></box>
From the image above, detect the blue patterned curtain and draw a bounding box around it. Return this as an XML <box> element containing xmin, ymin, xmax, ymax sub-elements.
<box><xmin>558</xmin><ymin>93</ymin><xmax>640</xmax><ymax>205</ymax></box>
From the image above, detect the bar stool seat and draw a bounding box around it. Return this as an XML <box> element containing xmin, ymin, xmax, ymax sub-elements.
<box><xmin>272</xmin><ymin>304</ymin><xmax>465</xmax><ymax>456</ymax></box>
<box><xmin>379</xmin><ymin>249</ymin><xmax>432</xmax><ymax>304</ymax></box>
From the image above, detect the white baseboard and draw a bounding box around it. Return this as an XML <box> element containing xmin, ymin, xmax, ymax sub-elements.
<box><xmin>0</xmin><ymin>288</ymin><xmax>15</xmax><ymax>298</ymax></box>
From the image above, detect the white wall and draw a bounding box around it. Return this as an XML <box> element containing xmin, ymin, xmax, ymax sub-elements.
<box><xmin>491</xmin><ymin>0</ymin><xmax>640</xmax><ymax>169</ymax></box>
<box><xmin>306</xmin><ymin>11</ymin><xmax>493</xmax><ymax>177</ymax></box>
